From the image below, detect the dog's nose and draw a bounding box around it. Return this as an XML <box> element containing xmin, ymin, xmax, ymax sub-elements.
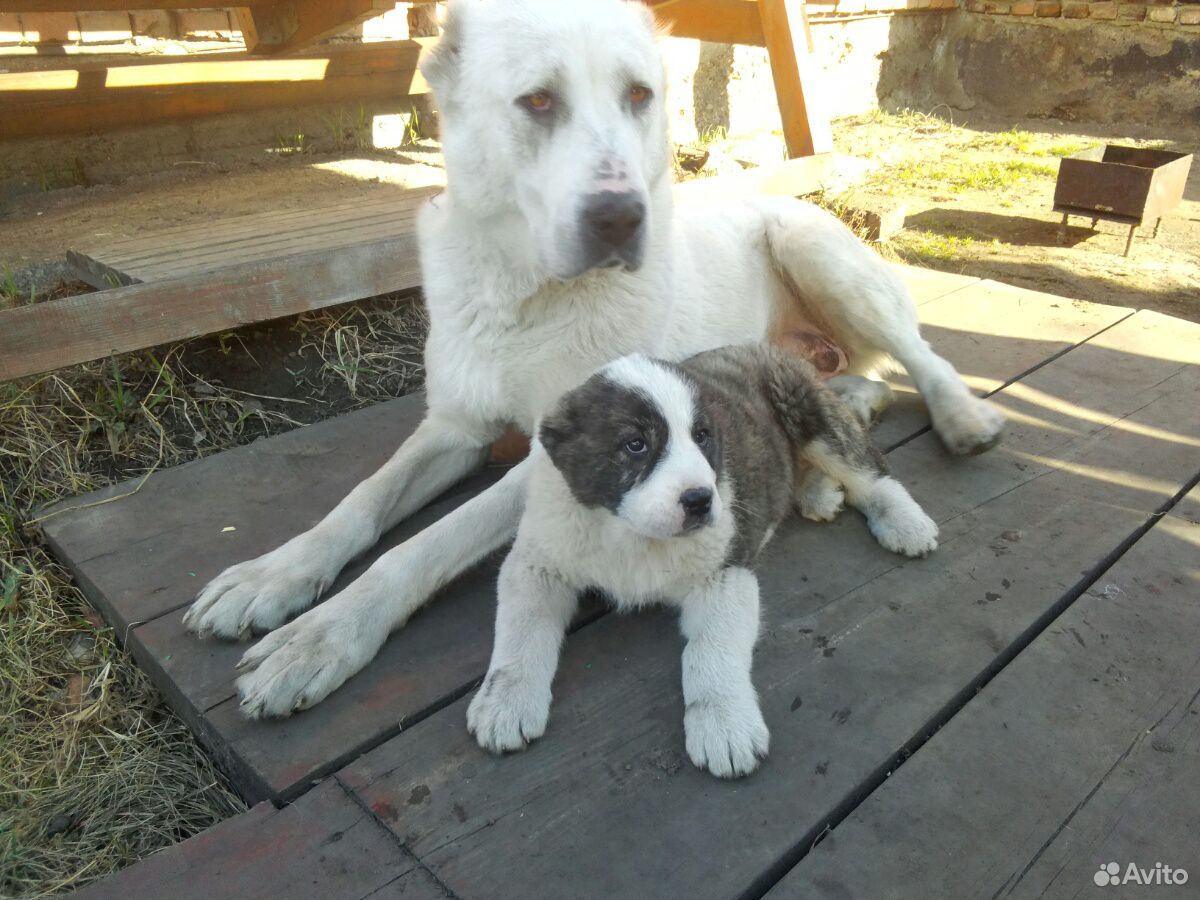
<box><xmin>680</xmin><ymin>488</ymin><xmax>713</xmax><ymax>518</ymax></box>
<box><xmin>583</xmin><ymin>192</ymin><xmax>645</xmax><ymax>248</ymax></box>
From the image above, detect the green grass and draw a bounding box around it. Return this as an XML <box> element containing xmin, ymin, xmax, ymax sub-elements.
<box><xmin>877</xmin><ymin>158</ymin><xmax>1057</xmax><ymax>194</ymax></box>
<box><xmin>897</xmin><ymin>229</ymin><xmax>991</xmax><ymax>263</ymax></box>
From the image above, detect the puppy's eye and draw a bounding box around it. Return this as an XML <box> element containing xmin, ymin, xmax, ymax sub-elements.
<box><xmin>625</xmin><ymin>437</ymin><xmax>647</xmax><ymax>455</ymax></box>
<box><xmin>693</xmin><ymin>428</ymin><xmax>710</xmax><ymax>446</ymax></box>
<box><xmin>520</xmin><ymin>91</ymin><xmax>554</xmax><ymax>114</ymax></box>
<box><xmin>629</xmin><ymin>84</ymin><xmax>652</xmax><ymax>107</ymax></box>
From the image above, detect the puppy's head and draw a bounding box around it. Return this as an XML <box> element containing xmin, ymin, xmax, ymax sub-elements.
<box><xmin>538</xmin><ymin>355</ymin><xmax>723</xmax><ymax>539</ymax></box>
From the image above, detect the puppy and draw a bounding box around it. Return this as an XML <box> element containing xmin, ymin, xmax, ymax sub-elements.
<box><xmin>467</xmin><ymin>345</ymin><xmax>937</xmax><ymax>777</ymax></box>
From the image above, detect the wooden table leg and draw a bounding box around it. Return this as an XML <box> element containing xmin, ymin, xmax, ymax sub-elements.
<box><xmin>1124</xmin><ymin>223</ymin><xmax>1136</xmax><ymax>257</ymax></box>
<box><xmin>757</xmin><ymin>0</ymin><xmax>833</xmax><ymax>158</ymax></box>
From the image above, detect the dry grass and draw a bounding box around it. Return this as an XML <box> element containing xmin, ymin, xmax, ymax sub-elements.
<box><xmin>0</xmin><ymin>292</ymin><xmax>427</xmax><ymax>897</ymax></box>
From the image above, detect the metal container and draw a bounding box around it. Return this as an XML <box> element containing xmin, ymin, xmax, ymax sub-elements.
<box><xmin>1054</xmin><ymin>145</ymin><xmax>1193</xmax><ymax>256</ymax></box>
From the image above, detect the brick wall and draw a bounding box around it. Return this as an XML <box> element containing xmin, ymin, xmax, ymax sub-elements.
<box><xmin>962</xmin><ymin>0</ymin><xmax>1200</xmax><ymax>27</ymax></box>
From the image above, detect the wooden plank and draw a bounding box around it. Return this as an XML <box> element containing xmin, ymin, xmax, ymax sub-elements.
<box><xmin>0</xmin><ymin>231</ymin><xmax>423</xmax><ymax>382</ymax></box>
<box><xmin>0</xmin><ymin>39</ymin><xmax>429</xmax><ymax>141</ymax></box>
<box><xmin>653</xmin><ymin>0</ymin><xmax>766</xmax><ymax>45</ymax></box>
<box><xmin>68</xmin><ymin>189</ymin><xmax>437</xmax><ymax>287</ymax></box>
<box><xmin>336</xmin><ymin>310</ymin><xmax>1200</xmax><ymax>900</ymax></box>
<box><xmin>67</xmin><ymin>779</ymin><xmax>430</xmax><ymax>900</ymax></box>
<box><xmin>758</xmin><ymin>0</ymin><xmax>833</xmax><ymax>157</ymax></box>
<box><xmin>770</xmin><ymin>492</ymin><xmax>1200</xmax><ymax>899</ymax></box>
<box><xmin>37</xmin><ymin>286</ymin><xmax>1128</xmax><ymax>803</ymax></box>
<box><xmin>244</xmin><ymin>0</ymin><xmax>395</xmax><ymax>56</ymax></box>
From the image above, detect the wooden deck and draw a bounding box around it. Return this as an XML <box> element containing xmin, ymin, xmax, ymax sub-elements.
<box><xmin>45</xmin><ymin>267</ymin><xmax>1200</xmax><ymax>900</ymax></box>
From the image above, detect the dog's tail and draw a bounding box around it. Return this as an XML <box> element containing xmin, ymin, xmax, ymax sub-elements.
<box><xmin>758</xmin><ymin>345</ymin><xmax>889</xmax><ymax>476</ymax></box>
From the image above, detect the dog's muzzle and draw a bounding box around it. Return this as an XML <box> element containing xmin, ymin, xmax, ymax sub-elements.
<box><xmin>580</xmin><ymin>191</ymin><xmax>646</xmax><ymax>271</ymax></box>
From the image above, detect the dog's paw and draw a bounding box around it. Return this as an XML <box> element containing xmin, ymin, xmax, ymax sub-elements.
<box><xmin>828</xmin><ymin>376</ymin><xmax>895</xmax><ymax>428</ymax></box>
<box><xmin>184</xmin><ymin>543</ymin><xmax>330</xmax><ymax>641</ymax></box>
<box><xmin>234</xmin><ymin>605</ymin><xmax>383</xmax><ymax>719</ymax></box>
<box><xmin>932</xmin><ymin>393</ymin><xmax>1005</xmax><ymax>456</ymax></box>
<box><xmin>467</xmin><ymin>668</ymin><xmax>551</xmax><ymax>755</ymax></box>
<box><xmin>867</xmin><ymin>491</ymin><xmax>939</xmax><ymax>558</ymax></box>
<box><xmin>798</xmin><ymin>474</ymin><xmax>845</xmax><ymax>523</ymax></box>
<box><xmin>684</xmin><ymin>695</ymin><xmax>770</xmax><ymax>779</ymax></box>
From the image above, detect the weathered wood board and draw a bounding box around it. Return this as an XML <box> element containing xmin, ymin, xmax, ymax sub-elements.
<box><xmin>39</xmin><ymin>284</ymin><xmax>1130</xmax><ymax>804</ymax></box>
<box><xmin>769</xmin><ymin>490</ymin><xmax>1200</xmax><ymax>900</ymax></box>
<box><xmin>67</xmin><ymin>779</ymin><xmax>443</xmax><ymax>900</ymax></box>
<box><xmin>336</xmin><ymin>310</ymin><xmax>1200</xmax><ymax>900</ymax></box>
<box><xmin>66</xmin><ymin>187</ymin><xmax>439</xmax><ymax>288</ymax></box>
<box><xmin>0</xmin><ymin>231</ymin><xmax>430</xmax><ymax>382</ymax></box>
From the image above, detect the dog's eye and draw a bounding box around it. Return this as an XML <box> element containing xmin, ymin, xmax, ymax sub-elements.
<box><xmin>629</xmin><ymin>84</ymin><xmax>652</xmax><ymax>107</ymax></box>
<box><xmin>693</xmin><ymin>428</ymin><xmax>709</xmax><ymax>446</ymax></box>
<box><xmin>624</xmin><ymin>437</ymin><xmax>647</xmax><ymax>455</ymax></box>
<box><xmin>520</xmin><ymin>91</ymin><xmax>554</xmax><ymax>114</ymax></box>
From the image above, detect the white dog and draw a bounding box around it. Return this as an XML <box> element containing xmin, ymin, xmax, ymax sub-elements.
<box><xmin>183</xmin><ymin>0</ymin><xmax>1003</xmax><ymax>718</ymax></box>
<box><xmin>468</xmin><ymin>345</ymin><xmax>937</xmax><ymax>777</ymax></box>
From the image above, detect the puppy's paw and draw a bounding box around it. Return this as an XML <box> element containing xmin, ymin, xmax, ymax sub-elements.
<box><xmin>798</xmin><ymin>474</ymin><xmax>845</xmax><ymax>523</ymax></box>
<box><xmin>467</xmin><ymin>668</ymin><xmax>551</xmax><ymax>755</ymax></box>
<box><xmin>828</xmin><ymin>376</ymin><xmax>895</xmax><ymax>428</ymax></box>
<box><xmin>684</xmin><ymin>694</ymin><xmax>770</xmax><ymax>779</ymax></box>
<box><xmin>871</xmin><ymin>506</ymin><xmax>938</xmax><ymax>558</ymax></box>
<box><xmin>932</xmin><ymin>393</ymin><xmax>1005</xmax><ymax>456</ymax></box>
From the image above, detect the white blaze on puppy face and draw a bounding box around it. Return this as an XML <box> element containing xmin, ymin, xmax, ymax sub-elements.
<box><xmin>605</xmin><ymin>356</ymin><xmax>722</xmax><ymax>539</ymax></box>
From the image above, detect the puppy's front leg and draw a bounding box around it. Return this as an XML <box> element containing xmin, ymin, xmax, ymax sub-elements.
<box><xmin>680</xmin><ymin>567</ymin><xmax>769</xmax><ymax>779</ymax></box>
<box><xmin>467</xmin><ymin>547</ymin><xmax>577</xmax><ymax>754</ymax></box>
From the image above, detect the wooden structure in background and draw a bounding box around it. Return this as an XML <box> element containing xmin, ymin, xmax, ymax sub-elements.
<box><xmin>0</xmin><ymin>39</ymin><xmax>430</xmax><ymax>140</ymax></box>
<box><xmin>0</xmin><ymin>0</ymin><xmax>397</xmax><ymax>54</ymax></box>
<box><xmin>1</xmin><ymin>0</ymin><xmax>830</xmax><ymax>157</ymax></box>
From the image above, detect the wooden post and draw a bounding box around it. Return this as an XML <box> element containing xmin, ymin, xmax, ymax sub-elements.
<box><xmin>756</xmin><ymin>0</ymin><xmax>832</xmax><ymax>159</ymax></box>
<box><xmin>406</xmin><ymin>2</ymin><xmax>439</xmax><ymax>139</ymax></box>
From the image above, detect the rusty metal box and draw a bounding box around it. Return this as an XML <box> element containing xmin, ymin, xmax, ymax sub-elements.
<box><xmin>1054</xmin><ymin>145</ymin><xmax>1193</xmax><ymax>226</ymax></box>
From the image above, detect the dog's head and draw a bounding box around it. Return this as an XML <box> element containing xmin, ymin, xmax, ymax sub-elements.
<box><xmin>538</xmin><ymin>355</ymin><xmax>724</xmax><ymax>539</ymax></box>
<box><xmin>421</xmin><ymin>0</ymin><xmax>670</xmax><ymax>280</ymax></box>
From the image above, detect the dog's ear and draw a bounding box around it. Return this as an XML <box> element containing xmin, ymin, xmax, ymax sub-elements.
<box><xmin>537</xmin><ymin>414</ymin><xmax>568</xmax><ymax>457</ymax></box>
<box><xmin>418</xmin><ymin>0</ymin><xmax>467</xmax><ymax>96</ymax></box>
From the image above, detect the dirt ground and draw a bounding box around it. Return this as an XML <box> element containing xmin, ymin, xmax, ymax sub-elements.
<box><xmin>1</xmin><ymin>109</ymin><xmax>1197</xmax><ymax>896</ymax></box>
<box><xmin>838</xmin><ymin>110</ymin><xmax>1200</xmax><ymax>323</ymax></box>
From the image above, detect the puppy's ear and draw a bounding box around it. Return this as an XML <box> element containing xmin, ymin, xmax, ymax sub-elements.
<box><xmin>418</xmin><ymin>0</ymin><xmax>467</xmax><ymax>96</ymax></box>
<box><xmin>537</xmin><ymin>414</ymin><xmax>569</xmax><ymax>457</ymax></box>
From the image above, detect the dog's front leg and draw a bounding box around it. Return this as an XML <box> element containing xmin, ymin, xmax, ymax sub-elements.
<box><xmin>467</xmin><ymin>547</ymin><xmax>577</xmax><ymax>754</ymax></box>
<box><xmin>185</xmin><ymin>414</ymin><xmax>492</xmax><ymax>640</ymax></box>
<box><xmin>235</xmin><ymin>460</ymin><xmax>531</xmax><ymax>719</ymax></box>
<box><xmin>680</xmin><ymin>567</ymin><xmax>769</xmax><ymax>779</ymax></box>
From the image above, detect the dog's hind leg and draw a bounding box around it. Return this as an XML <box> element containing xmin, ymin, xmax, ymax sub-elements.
<box><xmin>763</xmin><ymin>351</ymin><xmax>937</xmax><ymax>557</ymax></box>
<box><xmin>796</xmin><ymin>375</ymin><xmax>893</xmax><ymax>522</ymax></box>
<box><xmin>758</xmin><ymin>197</ymin><xmax>1005</xmax><ymax>456</ymax></box>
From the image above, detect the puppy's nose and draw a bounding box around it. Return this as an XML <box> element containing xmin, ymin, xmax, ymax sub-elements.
<box><xmin>583</xmin><ymin>192</ymin><xmax>645</xmax><ymax>248</ymax></box>
<box><xmin>680</xmin><ymin>487</ymin><xmax>713</xmax><ymax>518</ymax></box>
